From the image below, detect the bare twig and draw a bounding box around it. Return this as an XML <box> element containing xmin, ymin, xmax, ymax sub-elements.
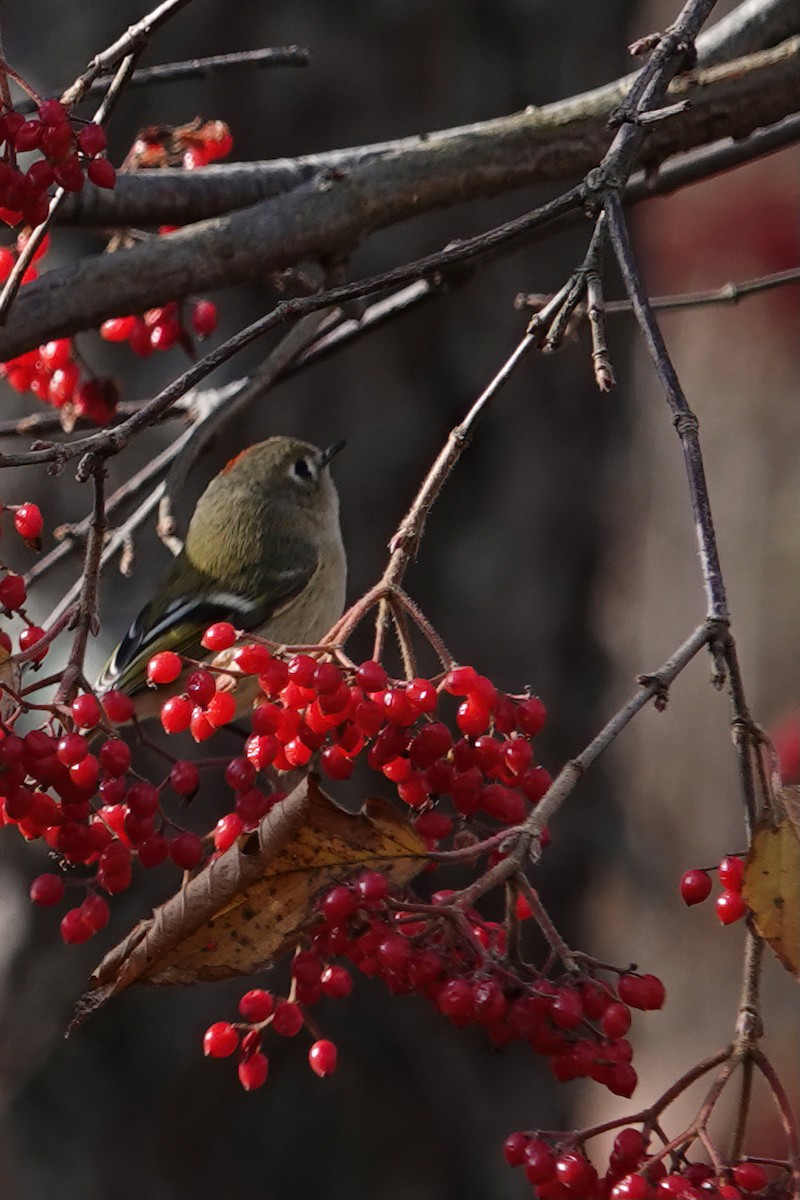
<box><xmin>605</xmin><ymin>193</ymin><xmax>728</xmax><ymax>624</ymax></box>
<box><xmin>53</xmin><ymin>466</ymin><xmax>107</xmax><ymax>705</ymax></box>
<box><xmin>61</xmin><ymin>0</ymin><xmax>195</xmax><ymax>107</ymax></box>
<box><xmin>44</xmin><ymin>46</ymin><xmax>311</xmax><ymax>109</ymax></box>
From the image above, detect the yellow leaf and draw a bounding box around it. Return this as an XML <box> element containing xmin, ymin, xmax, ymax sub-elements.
<box><xmin>743</xmin><ymin>784</ymin><xmax>800</xmax><ymax>979</ymax></box>
<box><xmin>72</xmin><ymin>775</ymin><xmax>427</xmax><ymax>1025</ymax></box>
<box><xmin>0</xmin><ymin>641</ymin><xmax>20</xmax><ymax>724</ymax></box>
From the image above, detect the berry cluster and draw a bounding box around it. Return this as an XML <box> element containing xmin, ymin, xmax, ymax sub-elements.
<box><xmin>679</xmin><ymin>855</ymin><xmax>746</xmax><ymax>925</ymax></box>
<box><xmin>0</xmin><ymin>500</ymin><xmax>47</xmax><ymax>657</ymax></box>
<box><xmin>0</xmin><ymin>117</ymin><xmax>226</xmax><ymax>424</ymax></box>
<box><xmin>503</xmin><ymin>1125</ymin><xmax>783</xmax><ymax>1200</ymax></box>
<box><xmin>202</xmin><ymin>863</ymin><xmax>664</xmax><ymax>1095</ymax></box>
<box><xmin>128</xmin><ymin>117</ymin><xmax>233</xmax><ymax>170</ymax></box>
<box><xmin>153</xmin><ymin>629</ymin><xmax>553</xmax><ymax>843</ymax></box>
<box><xmin>0</xmin><ymin>98</ymin><xmax>114</xmax><ymax>229</ymax></box>
<box><xmin>8</xmin><ymin>619</ymin><xmax>553</xmax><ymax>948</ymax></box>
<box><xmin>99</xmin><ymin>297</ymin><xmax>217</xmax><ymax>359</ymax></box>
<box><xmin>204</xmin><ymin>979</ymin><xmax>339</xmax><ymax>1092</ymax></box>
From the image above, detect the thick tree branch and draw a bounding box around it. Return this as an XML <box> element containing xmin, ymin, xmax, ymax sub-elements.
<box><xmin>59</xmin><ymin>36</ymin><xmax>800</xmax><ymax>231</ymax></box>
<box><xmin>1</xmin><ymin>37</ymin><xmax>797</xmax><ymax>365</ymax></box>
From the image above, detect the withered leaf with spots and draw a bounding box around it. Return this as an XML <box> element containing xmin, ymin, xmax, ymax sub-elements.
<box><xmin>743</xmin><ymin>783</ymin><xmax>800</xmax><ymax>979</ymax></box>
<box><xmin>73</xmin><ymin>775</ymin><xmax>427</xmax><ymax>1024</ymax></box>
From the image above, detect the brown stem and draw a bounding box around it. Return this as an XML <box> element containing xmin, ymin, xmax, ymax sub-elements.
<box><xmin>54</xmin><ymin>468</ymin><xmax>106</xmax><ymax>706</ymax></box>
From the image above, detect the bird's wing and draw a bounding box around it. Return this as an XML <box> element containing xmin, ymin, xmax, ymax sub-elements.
<box><xmin>97</xmin><ymin>546</ymin><xmax>318</xmax><ymax>698</ymax></box>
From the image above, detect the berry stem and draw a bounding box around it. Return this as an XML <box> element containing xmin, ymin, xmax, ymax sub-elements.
<box><xmin>54</xmin><ymin>466</ymin><xmax>107</xmax><ymax>707</ymax></box>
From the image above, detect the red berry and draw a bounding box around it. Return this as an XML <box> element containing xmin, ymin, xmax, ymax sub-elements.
<box><xmin>550</xmin><ymin>987</ymin><xmax>583</xmax><ymax>1029</ymax></box>
<box><xmin>516</xmin><ymin>696</ymin><xmax>547</xmax><ymax>736</ymax></box>
<box><xmin>100</xmin><ymin>316</ymin><xmax>137</xmax><ymax>342</ymax></box>
<box><xmin>0</xmin><ymin>572</ymin><xmax>27</xmax><ymax>610</ymax></box>
<box><xmin>77</xmin><ymin>122</ymin><xmax>107</xmax><ymax>157</ymax></box>
<box><xmin>718</xmin><ymin>855</ymin><xmax>745</xmax><ymax>891</ymax></box>
<box><xmin>15</xmin><ymin>120</ymin><xmax>43</xmax><ymax>152</ymax></box>
<box><xmin>60</xmin><ymin>907</ymin><xmax>94</xmax><ymax>944</ymax></box>
<box><xmin>191</xmin><ymin>299</ymin><xmax>217</xmax><ymax>336</ymax></box>
<box><xmin>406</xmin><ymin>677</ymin><xmax>438</xmax><ymax>713</ymax></box>
<box><xmin>680</xmin><ymin>868</ymin><xmax>712</xmax><ymax>906</ymax></box>
<box><xmin>213</xmin><ymin>812</ymin><xmax>243</xmax><ymax>852</ymax></box>
<box><xmin>30</xmin><ymin>872</ymin><xmax>65</xmax><ymax>906</ymax></box>
<box><xmin>19</xmin><ymin>625</ymin><xmax>47</xmax><ymax>661</ymax></box>
<box><xmin>186</xmin><ymin>668</ymin><xmax>216</xmax><ymax>708</ymax></box>
<box><xmin>147</xmin><ymin>651</ymin><xmax>182</xmax><ymax>685</ymax></box>
<box><xmin>272</xmin><ymin>1000</ymin><xmax>304</xmax><ymax>1037</ymax></box>
<box><xmin>71</xmin><ymin>692</ymin><xmax>102</xmax><ymax>729</ymax></box>
<box><xmin>238</xmin><ymin>989</ymin><xmax>274</xmax><ymax>1023</ymax></box>
<box><xmin>320</xmin><ymin>964</ymin><xmax>352</xmax><ymax>999</ymax></box>
<box><xmin>524</xmin><ymin>1139</ymin><xmax>557</xmax><ymax>1185</ymax></box>
<box><xmin>207</xmin><ymin>690</ymin><xmax>237</xmax><ymax>730</ymax></box>
<box><xmin>356</xmin><ymin>660</ymin><xmax>387</xmax><ymax>693</ymax></box>
<box><xmin>99</xmin><ymin>738</ymin><xmax>131</xmax><ymax>776</ymax></box>
<box><xmin>87</xmin><ymin>158</ymin><xmax>116</xmax><ymax>189</ymax></box>
<box><xmin>80</xmin><ymin>893</ymin><xmax>110</xmax><ymax>932</ymax></box>
<box><xmin>308</xmin><ymin>1039</ymin><xmax>337</xmax><ymax>1077</ymax></box>
<box><xmin>613</xmin><ymin>1128</ymin><xmax>646</xmax><ymax>1165</ymax></box>
<box><xmin>138</xmin><ymin>834</ymin><xmax>169</xmax><ymax>868</ymax></box>
<box><xmin>201</xmin><ymin>622</ymin><xmax>237</xmax><ymax>652</ymax></box>
<box><xmin>444</xmin><ymin>665</ymin><xmax>478</xmax><ymax>695</ymax></box>
<box><xmin>169</xmin><ymin>831</ymin><xmax>204</xmax><ymax>870</ymax></box>
<box><xmin>39</xmin><ymin>338</ymin><xmax>72</xmax><ymax>369</ymax></box>
<box><xmin>618</xmin><ymin>973</ymin><xmax>666</xmax><ymax>1011</ymax></box>
<box><xmin>732</xmin><ymin>1164</ymin><xmax>768</xmax><ymax>1193</ymax></box>
<box><xmin>456</xmin><ymin>696</ymin><xmax>492</xmax><ymax>737</ymax></box>
<box><xmin>203</xmin><ymin>1021</ymin><xmax>239</xmax><ymax>1058</ymax></box>
<box><xmin>602</xmin><ymin>1001</ymin><xmax>632</xmax><ymax>1039</ymax></box>
<box><xmin>238</xmin><ymin>1051</ymin><xmax>269</xmax><ymax>1091</ymax></box>
<box><xmin>716</xmin><ymin>890</ymin><xmax>747</xmax><ymax>925</ymax></box>
<box><xmin>160</xmin><ymin>694</ymin><xmax>193</xmax><ymax>734</ymax></box>
<box><xmin>355</xmin><ymin>871</ymin><xmax>388</xmax><ymax>903</ymax></box>
<box><xmin>320</xmin><ymin>884</ymin><xmax>358</xmax><ymax>925</ymax></box>
<box><xmin>38</xmin><ymin>99</ymin><xmax>69</xmax><ymax>125</ymax></box>
<box><xmin>102</xmin><ymin>689</ymin><xmax>135</xmax><ymax>724</ymax></box>
<box><xmin>556</xmin><ymin>1152</ymin><xmax>597</xmax><ymax>1191</ymax></box>
<box><xmin>167</xmin><ymin>761</ymin><xmax>198</xmax><ymax>797</ymax></box>
<box><xmin>320</xmin><ymin>744</ymin><xmax>354</xmax><ymax>780</ymax></box>
<box><xmin>503</xmin><ymin>1132</ymin><xmax>529</xmax><ymax>1168</ymax></box>
<box><xmin>14</xmin><ymin>503</ymin><xmax>43</xmax><ymax>543</ymax></box>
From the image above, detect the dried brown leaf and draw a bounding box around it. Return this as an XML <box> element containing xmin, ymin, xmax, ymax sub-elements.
<box><xmin>73</xmin><ymin>775</ymin><xmax>427</xmax><ymax>1024</ymax></box>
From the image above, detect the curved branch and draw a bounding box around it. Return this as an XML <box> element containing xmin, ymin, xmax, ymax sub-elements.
<box><xmin>59</xmin><ymin>37</ymin><xmax>800</xmax><ymax>231</ymax></box>
<box><xmin>1</xmin><ymin>38</ymin><xmax>796</xmax><ymax>365</ymax></box>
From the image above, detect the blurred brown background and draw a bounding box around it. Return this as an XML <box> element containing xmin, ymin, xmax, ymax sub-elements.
<box><xmin>0</xmin><ymin>1</ymin><xmax>797</xmax><ymax>1197</ymax></box>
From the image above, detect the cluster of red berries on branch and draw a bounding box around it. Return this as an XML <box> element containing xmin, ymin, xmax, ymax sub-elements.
<box><xmin>0</xmin><ymin>115</ymin><xmax>228</xmax><ymax>424</ymax></box>
<box><xmin>503</xmin><ymin>1124</ymin><xmax>788</xmax><ymax>1200</ymax></box>
<box><xmin>149</xmin><ymin>626</ymin><xmax>553</xmax><ymax>837</ymax></box>
<box><xmin>0</xmin><ymin>97</ymin><xmax>114</xmax><ymax>229</ymax></box>
<box><xmin>679</xmin><ymin>855</ymin><xmax>746</xmax><ymax>925</ymax></box>
<box><xmin>200</xmin><ymin>865</ymin><xmax>665</xmax><ymax>1095</ymax></box>
<box><xmin>0</xmin><ymin>499</ymin><xmax>47</xmax><ymax>657</ymax></box>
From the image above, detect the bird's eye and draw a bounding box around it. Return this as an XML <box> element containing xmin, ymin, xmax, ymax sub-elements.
<box><xmin>290</xmin><ymin>456</ymin><xmax>315</xmax><ymax>483</ymax></box>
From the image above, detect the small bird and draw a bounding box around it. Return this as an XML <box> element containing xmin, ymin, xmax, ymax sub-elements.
<box><xmin>97</xmin><ymin>436</ymin><xmax>346</xmax><ymax>721</ymax></box>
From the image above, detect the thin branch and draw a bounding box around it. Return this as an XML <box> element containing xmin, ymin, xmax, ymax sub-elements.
<box><xmin>604</xmin><ymin>193</ymin><xmax>729</xmax><ymax>624</ymax></box>
<box><xmin>15</xmin><ymin>47</ymin><xmax>312</xmax><ymax>112</ymax></box>
<box><xmin>454</xmin><ymin>623</ymin><xmax>716</xmax><ymax>907</ymax></box>
<box><xmin>53</xmin><ymin>466</ymin><xmax>106</xmax><ymax>705</ymax></box>
<box><xmin>61</xmin><ymin>0</ymin><xmax>195</xmax><ymax>107</ymax></box>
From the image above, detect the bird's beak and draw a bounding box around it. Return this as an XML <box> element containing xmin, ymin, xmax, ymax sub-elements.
<box><xmin>318</xmin><ymin>440</ymin><xmax>346</xmax><ymax>469</ymax></box>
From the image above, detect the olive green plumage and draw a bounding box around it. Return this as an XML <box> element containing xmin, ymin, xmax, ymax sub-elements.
<box><xmin>98</xmin><ymin>436</ymin><xmax>346</xmax><ymax>718</ymax></box>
